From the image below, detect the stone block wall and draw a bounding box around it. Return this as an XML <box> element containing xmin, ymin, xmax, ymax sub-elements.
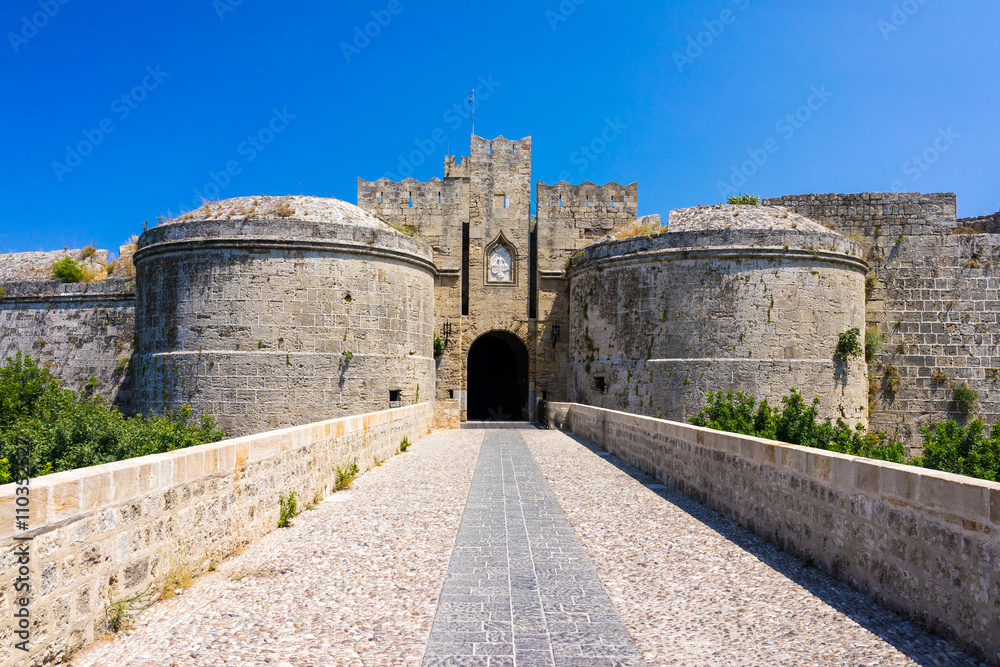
<box><xmin>0</xmin><ymin>403</ymin><xmax>431</xmax><ymax>667</ymax></box>
<box><xmin>765</xmin><ymin>193</ymin><xmax>1000</xmax><ymax>448</ymax></box>
<box><xmin>549</xmin><ymin>402</ymin><xmax>1000</xmax><ymax>664</ymax></box>
<box><xmin>132</xmin><ymin>215</ymin><xmax>436</xmax><ymax>436</ymax></box>
<box><xmin>566</xmin><ymin>229</ymin><xmax>869</xmax><ymax>426</ymax></box>
<box><xmin>0</xmin><ymin>280</ymin><xmax>135</xmax><ymax>411</ymax></box>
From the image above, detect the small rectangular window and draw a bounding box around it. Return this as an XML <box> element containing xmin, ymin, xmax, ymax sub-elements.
<box><xmin>389</xmin><ymin>390</ymin><xmax>402</xmax><ymax>404</ymax></box>
<box><xmin>448</xmin><ymin>389</ymin><xmax>454</xmax><ymax>399</ymax></box>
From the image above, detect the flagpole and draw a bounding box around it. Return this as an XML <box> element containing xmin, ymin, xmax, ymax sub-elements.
<box><xmin>471</xmin><ymin>89</ymin><xmax>475</xmax><ymax>138</ymax></box>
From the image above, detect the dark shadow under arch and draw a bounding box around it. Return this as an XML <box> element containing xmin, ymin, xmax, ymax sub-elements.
<box><xmin>467</xmin><ymin>331</ymin><xmax>529</xmax><ymax>421</ymax></box>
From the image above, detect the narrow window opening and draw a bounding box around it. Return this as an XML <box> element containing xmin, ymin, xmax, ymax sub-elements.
<box><xmin>559</xmin><ymin>196</ymin><xmax>562</xmax><ymax>208</ymax></box>
<box><xmin>462</xmin><ymin>222</ymin><xmax>470</xmax><ymax>316</ymax></box>
<box><xmin>586</xmin><ymin>197</ymin><xmax>590</xmax><ymax>208</ymax></box>
<box><xmin>529</xmin><ymin>222</ymin><xmax>538</xmax><ymax>319</ymax></box>
<box><xmin>512</xmin><ymin>145</ymin><xmax>516</xmax><ymax>155</ymax></box>
<box><xmin>438</xmin><ymin>192</ymin><xmax>441</xmax><ymax>204</ymax></box>
<box><xmin>379</xmin><ymin>191</ymin><xmax>383</xmax><ymax>204</ymax></box>
<box><xmin>408</xmin><ymin>192</ymin><xmax>413</xmax><ymax>208</ymax></box>
<box><xmin>489</xmin><ymin>143</ymin><xmax>493</xmax><ymax>155</ymax></box>
<box><xmin>611</xmin><ymin>196</ymin><xmax>615</xmax><ymax>208</ymax></box>
<box><xmin>448</xmin><ymin>389</ymin><xmax>455</xmax><ymax>399</ymax></box>
<box><xmin>504</xmin><ymin>195</ymin><xmax>507</xmax><ymax>209</ymax></box>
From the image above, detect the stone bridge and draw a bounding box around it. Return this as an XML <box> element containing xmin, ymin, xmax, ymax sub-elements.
<box><xmin>1</xmin><ymin>405</ymin><xmax>997</xmax><ymax>666</ymax></box>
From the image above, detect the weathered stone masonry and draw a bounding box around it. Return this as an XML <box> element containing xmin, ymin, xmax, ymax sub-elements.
<box><xmin>0</xmin><ymin>280</ymin><xmax>135</xmax><ymax>412</ymax></box>
<box><xmin>0</xmin><ymin>404</ymin><xmax>431</xmax><ymax>667</ymax></box>
<box><xmin>765</xmin><ymin>193</ymin><xmax>1000</xmax><ymax>447</ymax></box>
<box><xmin>550</xmin><ymin>402</ymin><xmax>1000</xmax><ymax>664</ymax></box>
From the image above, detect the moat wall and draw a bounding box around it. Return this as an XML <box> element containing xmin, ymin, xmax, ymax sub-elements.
<box><xmin>549</xmin><ymin>402</ymin><xmax>1000</xmax><ymax>664</ymax></box>
<box><xmin>0</xmin><ymin>280</ymin><xmax>135</xmax><ymax>411</ymax></box>
<box><xmin>765</xmin><ymin>193</ymin><xmax>1000</xmax><ymax>447</ymax></box>
<box><xmin>0</xmin><ymin>403</ymin><xmax>431</xmax><ymax>667</ymax></box>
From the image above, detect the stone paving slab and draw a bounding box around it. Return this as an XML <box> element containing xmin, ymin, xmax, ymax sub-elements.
<box><xmin>423</xmin><ymin>430</ymin><xmax>643</xmax><ymax>667</ymax></box>
<box><xmin>70</xmin><ymin>429</ymin><xmax>485</xmax><ymax>667</ymax></box>
<box><xmin>522</xmin><ymin>428</ymin><xmax>983</xmax><ymax>667</ymax></box>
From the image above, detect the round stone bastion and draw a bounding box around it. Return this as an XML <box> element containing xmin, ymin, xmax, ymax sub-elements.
<box><xmin>132</xmin><ymin>195</ymin><xmax>436</xmax><ymax>436</ymax></box>
<box><xmin>567</xmin><ymin>204</ymin><xmax>869</xmax><ymax>427</ymax></box>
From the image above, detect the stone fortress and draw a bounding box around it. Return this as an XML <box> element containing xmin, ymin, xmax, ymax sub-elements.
<box><xmin>1</xmin><ymin>134</ymin><xmax>998</xmax><ymax>447</ymax></box>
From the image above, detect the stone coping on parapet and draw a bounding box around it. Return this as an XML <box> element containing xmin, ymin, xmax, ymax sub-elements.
<box><xmin>139</xmin><ymin>195</ymin><xmax>433</xmax><ymax>262</ymax></box>
<box><xmin>136</xmin><ymin>218</ymin><xmax>434</xmax><ymax>271</ymax></box>
<box><xmin>0</xmin><ymin>277</ymin><xmax>135</xmax><ymax>300</ymax></box>
<box><xmin>567</xmin><ymin>228</ymin><xmax>867</xmax><ymax>273</ymax></box>
<box><xmin>549</xmin><ymin>401</ymin><xmax>999</xmax><ymax>525</ymax></box>
<box><xmin>0</xmin><ymin>402</ymin><xmax>432</xmax><ymax>538</ymax></box>
<box><xmin>547</xmin><ymin>402</ymin><xmax>1000</xmax><ymax>662</ymax></box>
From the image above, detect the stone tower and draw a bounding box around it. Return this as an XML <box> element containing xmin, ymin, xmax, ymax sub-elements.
<box><xmin>359</xmin><ymin>134</ymin><xmax>637</xmax><ymax>424</ymax></box>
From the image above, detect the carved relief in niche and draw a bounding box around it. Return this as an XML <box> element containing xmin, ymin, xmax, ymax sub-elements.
<box><xmin>485</xmin><ymin>235</ymin><xmax>516</xmax><ymax>285</ymax></box>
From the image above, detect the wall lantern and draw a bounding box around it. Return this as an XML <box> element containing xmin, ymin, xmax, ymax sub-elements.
<box><xmin>551</xmin><ymin>324</ymin><xmax>561</xmax><ymax>348</ymax></box>
<box><xmin>442</xmin><ymin>320</ymin><xmax>453</xmax><ymax>337</ymax></box>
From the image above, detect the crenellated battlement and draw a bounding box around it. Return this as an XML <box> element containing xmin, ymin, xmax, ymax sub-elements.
<box><xmin>358</xmin><ymin>176</ymin><xmax>454</xmax><ymax>214</ymax></box>
<box><xmin>470</xmin><ymin>134</ymin><xmax>532</xmax><ymax>163</ymax></box>
<box><xmin>537</xmin><ymin>181</ymin><xmax>638</xmax><ymax>216</ymax></box>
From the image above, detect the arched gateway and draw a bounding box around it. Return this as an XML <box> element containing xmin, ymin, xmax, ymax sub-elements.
<box><xmin>467</xmin><ymin>331</ymin><xmax>529</xmax><ymax>421</ymax></box>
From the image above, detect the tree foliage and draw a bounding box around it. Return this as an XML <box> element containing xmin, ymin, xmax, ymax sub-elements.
<box><xmin>0</xmin><ymin>352</ymin><xmax>225</xmax><ymax>483</ymax></box>
<box><xmin>690</xmin><ymin>387</ymin><xmax>1000</xmax><ymax>481</ymax></box>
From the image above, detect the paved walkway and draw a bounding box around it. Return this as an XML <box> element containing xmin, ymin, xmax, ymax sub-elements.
<box><xmin>423</xmin><ymin>430</ymin><xmax>642</xmax><ymax>667</ymax></box>
<box><xmin>71</xmin><ymin>427</ymin><xmax>981</xmax><ymax>667</ymax></box>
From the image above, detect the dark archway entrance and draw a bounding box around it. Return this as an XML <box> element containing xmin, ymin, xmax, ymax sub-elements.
<box><xmin>467</xmin><ymin>331</ymin><xmax>529</xmax><ymax>421</ymax></box>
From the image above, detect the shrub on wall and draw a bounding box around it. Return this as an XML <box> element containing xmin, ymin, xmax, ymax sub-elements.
<box><xmin>52</xmin><ymin>256</ymin><xmax>85</xmax><ymax>283</ymax></box>
<box><xmin>0</xmin><ymin>352</ymin><xmax>225</xmax><ymax>483</ymax></box>
<box><xmin>726</xmin><ymin>193</ymin><xmax>761</xmax><ymax>206</ymax></box>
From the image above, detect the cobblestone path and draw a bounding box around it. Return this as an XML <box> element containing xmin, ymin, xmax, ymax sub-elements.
<box><xmin>422</xmin><ymin>430</ymin><xmax>643</xmax><ymax>667</ymax></box>
<box><xmin>71</xmin><ymin>427</ymin><xmax>981</xmax><ymax>667</ymax></box>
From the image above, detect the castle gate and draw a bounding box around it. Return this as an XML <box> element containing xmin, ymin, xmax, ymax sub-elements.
<box><xmin>467</xmin><ymin>331</ymin><xmax>529</xmax><ymax>421</ymax></box>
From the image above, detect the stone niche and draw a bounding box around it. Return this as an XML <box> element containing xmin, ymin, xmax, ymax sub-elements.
<box><xmin>567</xmin><ymin>205</ymin><xmax>869</xmax><ymax>427</ymax></box>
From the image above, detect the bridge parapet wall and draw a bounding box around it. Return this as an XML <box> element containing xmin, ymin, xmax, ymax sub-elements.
<box><xmin>549</xmin><ymin>402</ymin><xmax>1000</xmax><ymax>664</ymax></box>
<box><xmin>0</xmin><ymin>403</ymin><xmax>431</xmax><ymax>667</ymax></box>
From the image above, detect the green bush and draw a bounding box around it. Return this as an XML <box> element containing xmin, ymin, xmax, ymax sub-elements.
<box><xmin>433</xmin><ymin>335</ymin><xmax>445</xmax><ymax>358</ymax></box>
<box><xmin>691</xmin><ymin>387</ymin><xmax>1000</xmax><ymax>482</ymax></box>
<box><xmin>334</xmin><ymin>462</ymin><xmax>360</xmax><ymax>491</ymax></box>
<box><xmin>52</xmin><ymin>256</ymin><xmax>85</xmax><ymax>283</ymax></box>
<box><xmin>916</xmin><ymin>419</ymin><xmax>1000</xmax><ymax>481</ymax></box>
<box><xmin>726</xmin><ymin>194</ymin><xmax>761</xmax><ymax>206</ymax></box>
<box><xmin>953</xmin><ymin>383</ymin><xmax>979</xmax><ymax>417</ymax></box>
<box><xmin>0</xmin><ymin>352</ymin><xmax>225</xmax><ymax>483</ymax></box>
<box><xmin>689</xmin><ymin>388</ymin><xmax>905</xmax><ymax>463</ymax></box>
<box><xmin>864</xmin><ymin>326</ymin><xmax>883</xmax><ymax>364</ymax></box>
<box><xmin>834</xmin><ymin>328</ymin><xmax>863</xmax><ymax>361</ymax></box>
<box><xmin>278</xmin><ymin>491</ymin><xmax>298</xmax><ymax>528</ymax></box>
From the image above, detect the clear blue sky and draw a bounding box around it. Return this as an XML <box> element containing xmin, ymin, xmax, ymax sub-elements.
<box><xmin>2</xmin><ymin>0</ymin><xmax>998</xmax><ymax>253</ymax></box>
